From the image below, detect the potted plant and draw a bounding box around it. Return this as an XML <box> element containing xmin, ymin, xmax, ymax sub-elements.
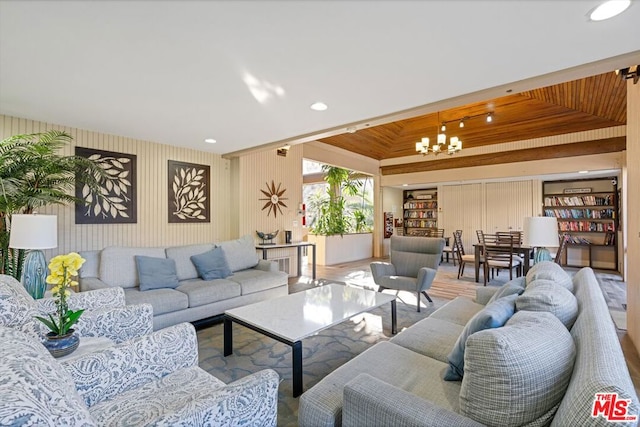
<box><xmin>308</xmin><ymin>166</ymin><xmax>373</xmax><ymax>265</ymax></box>
<box><xmin>35</xmin><ymin>252</ymin><xmax>86</xmax><ymax>357</ymax></box>
<box><xmin>0</xmin><ymin>131</ymin><xmax>104</xmax><ymax>280</ymax></box>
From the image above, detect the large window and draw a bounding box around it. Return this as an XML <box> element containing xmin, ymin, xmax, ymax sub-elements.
<box><xmin>302</xmin><ymin>160</ymin><xmax>373</xmax><ymax>233</ymax></box>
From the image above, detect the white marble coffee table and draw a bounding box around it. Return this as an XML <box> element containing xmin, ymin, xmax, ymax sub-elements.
<box><xmin>224</xmin><ymin>283</ymin><xmax>397</xmax><ymax>397</ymax></box>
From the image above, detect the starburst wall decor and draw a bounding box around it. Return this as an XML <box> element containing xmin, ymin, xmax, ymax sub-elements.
<box><xmin>259</xmin><ymin>180</ymin><xmax>287</xmax><ymax>217</ymax></box>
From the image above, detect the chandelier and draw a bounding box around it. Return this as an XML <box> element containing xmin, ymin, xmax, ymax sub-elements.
<box><xmin>415</xmin><ymin>111</ymin><xmax>493</xmax><ymax>156</ymax></box>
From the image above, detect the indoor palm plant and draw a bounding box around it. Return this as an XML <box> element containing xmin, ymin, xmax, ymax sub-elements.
<box><xmin>0</xmin><ymin>131</ymin><xmax>104</xmax><ymax>280</ymax></box>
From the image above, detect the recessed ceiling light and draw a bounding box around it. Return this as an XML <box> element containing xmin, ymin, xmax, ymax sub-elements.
<box><xmin>589</xmin><ymin>0</ymin><xmax>631</xmax><ymax>21</ymax></box>
<box><xmin>578</xmin><ymin>170</ymin><xmax>590</xmax><ymax>174</ymax></box>
<box><xmin>204</xmin><ymin>138</ymin><xmax>217</xmax><ymax>144</ymax></box>
<box><xmin>310</xmin><ymin>102</ymin><xmax>328</xmax><ymax>111</ymax></box>
<box><xmin>402</xmin><ymin>184</ymin><xmax>409</xmax><ymax>187</ymax></box>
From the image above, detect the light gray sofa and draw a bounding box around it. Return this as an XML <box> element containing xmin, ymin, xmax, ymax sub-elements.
<box><xmin>79</xmin><ymin>235</ymin><xmax>289</xmax><ymax>330</ymax></box>
<box><xmin>299</xmin><ymin>262</ymin><xmax>639</xmax><ymax>426</ymax></box>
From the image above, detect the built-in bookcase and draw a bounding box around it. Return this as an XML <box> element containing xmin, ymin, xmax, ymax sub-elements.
<box><xmin>543</xmin><ymin>177</ymin><xmax>618</xmax><ymax>270</ymax></box>
<box><xmin>403</xmin><ymin>188</ymin><xmax>438</xmax><ymax>235</ymax></box>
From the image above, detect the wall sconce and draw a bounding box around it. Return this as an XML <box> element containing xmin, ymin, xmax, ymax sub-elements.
<box><xmin>616</xmin><ymin>66</ymin><xmax>639</xmax><ymax>84</ymax></box>
<box><xmin>277</xmin><ymin>144</ymin><xmax>291</xmax><ymax>157</ymax></box>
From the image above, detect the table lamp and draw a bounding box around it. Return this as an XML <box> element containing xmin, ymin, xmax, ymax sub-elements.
<box><xmin>523</xmin><ymin>216</ymin><xmax>559</xmax><ymax>264</ymax></box>
<box><xmin>9</xmin><ymin>214</ymin><xmax>58</xmax><ymax>299</ymax></box>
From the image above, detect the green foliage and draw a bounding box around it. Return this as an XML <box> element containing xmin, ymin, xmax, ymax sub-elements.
<box><xmin>0</xmin><ymin>130</ymin><xmax>105</xmax><ymax>278</ymax></box>
<box><xmin>35</xmin><ymin>309</ymin><xmax>84</xmax><ymax>336</ymax></box>
<box><xmin>310</xmin><ymin>165</ymin><xmax>372</xmax><ymax>235</ymax></box>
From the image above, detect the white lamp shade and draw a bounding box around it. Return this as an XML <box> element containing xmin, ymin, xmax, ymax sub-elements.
<box><xmin>522</xmin><ymin>216</ymin><xmax>559</xmax><ymax>248</ymax></box>
<box><xmin>9</xmin><ymin>214</ymin><xmax>58</xmax><ymax>249</ymax></box>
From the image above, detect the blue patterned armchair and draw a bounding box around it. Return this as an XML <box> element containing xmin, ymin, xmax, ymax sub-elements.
<box><xmin>0</xmin><ymin>324</ymin><xmax>280</xmax><ymax>426</ymax></box>
<box><xmin>0</xmin><ymin>274</ymin><xmax>152</xmax><ymax>343</ymax></box>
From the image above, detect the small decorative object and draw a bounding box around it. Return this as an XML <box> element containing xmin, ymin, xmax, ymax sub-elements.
<box><xmin>285</xmin><ymin>230</ymin><xmax>292</xmax><ymax>244</ymax></box>
<box><xmin>259</xmin><ymin>181</ymin><xmax>287</xmax><ymax>217</ymax></box>
<box><xmin>8</xmin><ymin>214</ymin><xmax>58</xmax><ymax>299</ymax></box>
<box><xmin>35</xmin><ymin>252</ymin><xmax>86</xmax><ymax>358</ymax></box>
<box><xmin>256</xmin><ymin>230</ymin><xmax>279</xmax><ymax>245</ymax></box>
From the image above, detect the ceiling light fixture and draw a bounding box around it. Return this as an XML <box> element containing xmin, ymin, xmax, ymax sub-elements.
<box><xmin>486</xmin><ymin>113</ymin><xmax>493</xmax><ymax>123</ymax></box>
<box><xmin>346</xmin><ymin>126</ymin><xmax>357</xmax><ymax>133</ymax></box>
<box><xmin>441</xmin><ymin>122</ymin><xmax>446</xmax><ymax>132</ymax></box>
<box><xmin>310</xmin><ymin>102</ymin><xmax>328</xmax><ymax>111</ymax></box>
<box><xmin>589</xmin><ymin>0</ymin><xmax>631</xmax><ymax>21</ymax></box>
<box><xmin>415</xmin><ymin>112</ymin><xmax>463</xmax><ymax>156</ymax></box>
<box><xmin>204</xmin><ymin>138</ymin><xmax>217</xmax><ymax>144</ymax></box>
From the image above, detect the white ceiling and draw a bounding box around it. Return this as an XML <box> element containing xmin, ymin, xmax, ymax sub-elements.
<box><xmin>1</xmin><ymin>1</ymin><xmax>639</xmax><ymax>157</ymax></box>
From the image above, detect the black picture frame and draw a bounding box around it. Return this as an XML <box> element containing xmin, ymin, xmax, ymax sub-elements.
<box><xmin>168</xmin><ymin>160</ymin><xmax>210</xmax><ymax>223</ymax></box>
<box><xmin>75</xmin><ymin>147</ymin><xmax>137</xmax><ymax>224</ymax></box>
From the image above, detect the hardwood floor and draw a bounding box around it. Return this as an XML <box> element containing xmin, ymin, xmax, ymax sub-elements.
<box><xmin>293</xmin><ymin>256</ymin><xmax>640</xmax><ymax>396</ymax></box>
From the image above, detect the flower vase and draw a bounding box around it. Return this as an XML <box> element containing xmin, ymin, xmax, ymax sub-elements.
<box><xmin>42</xmin><ymin>329</ymin><xmax>79</xmax><ymax>358</ymax></box>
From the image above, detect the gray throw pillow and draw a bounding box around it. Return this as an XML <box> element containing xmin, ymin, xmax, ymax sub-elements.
<box><xmin>190</xmin><ymin>247</ymin><xmax>233</xmax><ymax>280</ymax></box>
<box><xmin>443</xmin><ymin>293</ymin><xmax>518</xmax><ymax>381</ymax></box>
<box><xmin>218</xmin><ymin>235</ymin><xmax>259</xmax><ymax>272</ymax></box>
<box><xmin>135</xmin><ymin>256</ymin><xmax>179</xmax><ymax>291</ymax></box>
<box><xmin>460</xmin><ymin>311</ymin><xmax>576</xmax><ymax>427</ymax></box>
<box><xmin>525</xmin><ymin>261</ymin><xmax>573</xmax><ymax>292</ymax></box>
<box><xmin>516</xmin><ymin>279</ymin><xmax>578</xmax><ymax>329</ymax></box>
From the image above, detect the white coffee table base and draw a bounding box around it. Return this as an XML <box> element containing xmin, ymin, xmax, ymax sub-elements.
<box><xmin>224</xmin><ymin>284</ymin><xmax>396</xmax><ymax>397</ymax></box>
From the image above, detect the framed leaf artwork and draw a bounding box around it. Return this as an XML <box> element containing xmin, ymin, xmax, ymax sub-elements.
<box><xmin>168</xmin><ymin>160</ymin><xmax>210</xmax><ymax>223</ymax></box>
<box><xmin>75</xmin><ymin>148</ymin><xmax>137</xmax><ymax>224</ymax></box>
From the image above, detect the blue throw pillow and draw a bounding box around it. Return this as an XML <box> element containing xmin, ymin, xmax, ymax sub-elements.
<box><xmin>135</xmin><ymin>256</ymin><xmax>179</xmax><ymax>291</ymax></box>
<box><xmin>443</xmin><ymin>293</ymin><xmax>518</xmax><ymax>381</ymax></box>
<box><xmin>487</xmin><ymin>277</ymin><xmax>526</xmax><ymax>305</ymax></box>
<box><xmin>191</xmin><ymin>247</ymin><xmax>232</xmax><ymax>280</ymax></box>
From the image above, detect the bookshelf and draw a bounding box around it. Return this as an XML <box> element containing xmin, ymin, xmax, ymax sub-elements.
<box><xmin>403</xmin><ymin>188</ymin><xmax>438</xmax><ymax>236</ymax></box>
<box><xmin>543</xmin><ymin>177</ymin><xmax>618</xmax><ymax>270</ymax></box>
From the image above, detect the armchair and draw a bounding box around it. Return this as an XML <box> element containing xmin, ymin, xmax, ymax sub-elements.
<box><xmin>0</xmin><ymin>323</ymin><xmax>280</xmax><ymax>426</ymax></box>
<box><xmin>0</xmin><ymin>274</ymin><xmax>152</xmax><ymax>343</ymax></box>
<box><xmin>370</xmin><ymin>236</ymin><xmax>444</xmax><ymax>312</ymax></box>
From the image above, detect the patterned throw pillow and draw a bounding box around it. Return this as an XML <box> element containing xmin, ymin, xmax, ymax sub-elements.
<box><xmin>525</xmin><ymin>261</ymin><xmax>573</xmax><ymax>292</ymax></box>
<box><xmin>460</xmin><ymin>311</ymin><xmax>576</xmax><ymax>427</ymax></box>
<box><xmin>443</xmin><ymin>293</ymin><xmax>518</xmax><ymax>381</ymax></box>
<box><xmin>516</xmin><ymin>279</ymin><xmax>578</xmax><ymax>329</ymax></box>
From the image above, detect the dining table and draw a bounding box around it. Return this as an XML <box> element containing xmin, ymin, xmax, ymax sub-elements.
<box><xmin>473</xmin><ymin>243</ymin><xmax>533</xmax><ymax>283</ymax></box>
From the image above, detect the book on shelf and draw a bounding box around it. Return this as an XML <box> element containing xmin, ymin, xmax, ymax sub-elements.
<box><xmin>544</xmin><ymin>208</ymin><xmax>615</xmax><ymax>219</ymax></box>
<box><xmin>544</xmin><ymin>194</ymin><xmax>612</xmax><ymax>207</ymax></box>
<box><xmin>557</xmin><ymin>221</ymin><xmax>615</xmax><ymax>232</ymax></box>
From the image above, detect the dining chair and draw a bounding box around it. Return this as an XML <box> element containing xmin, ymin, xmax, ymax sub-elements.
<box><xmin>482</xmin><ymin>234</ymin><xmax>522</xmax><ymax>286</ymax></box>
<box><xmin>554</xmin><ymin>233</ymin><xmax>569</xmax><ymax>265</ymax></box>
<box><xmin>453</xmin><ymin>230</ymin><xmax>478</xmax><ymax>279</ymax></box>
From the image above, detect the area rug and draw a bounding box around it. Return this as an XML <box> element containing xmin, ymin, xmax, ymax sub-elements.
<box><xmin>196</xmin><ymin>281</ymin><xmax>449</xmax><ymax>426</ymax></box>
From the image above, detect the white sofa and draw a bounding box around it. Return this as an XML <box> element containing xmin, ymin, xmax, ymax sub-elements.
<box><xmin>299</xmin><ymin>262</ymin><xmax>639</xmax><ymax>426</ymax></box>
<box><xmin>79</xmin><ymin>235</ymin><xmax>289</xmax><ymax>330</ymax></box>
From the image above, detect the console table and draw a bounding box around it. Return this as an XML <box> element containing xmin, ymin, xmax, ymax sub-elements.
<box><xmin>256</xmin><ymin>242</ymin><xmax>316</xmax><ymax>279</ymax></box>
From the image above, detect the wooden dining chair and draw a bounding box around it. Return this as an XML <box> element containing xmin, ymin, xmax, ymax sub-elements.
<box><xmin>482</xmin><ymin>234</ymin><xmax>522</xmax><ymax>286</ymax></box>
<box><xmin>453</xmin><ymin>230</ymin><xmax>478</xmax><ymax>279</ymax></box>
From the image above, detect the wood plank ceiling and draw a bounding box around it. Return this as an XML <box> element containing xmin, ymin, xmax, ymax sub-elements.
<box><xmin>318</xmin><ymin>71</ymin><xmax>627</xmax><ymax>161</ymax></box>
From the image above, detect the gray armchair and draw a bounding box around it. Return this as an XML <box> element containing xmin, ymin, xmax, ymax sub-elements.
<box><xmin>370</xmin><ymin>236</ymin><xmax>445</xmax><ymax>312</ymax></box>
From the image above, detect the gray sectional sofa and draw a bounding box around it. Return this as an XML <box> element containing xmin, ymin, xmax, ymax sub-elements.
<box><xmin>79</xmin><ymin>235</ymin><xmax>289</xmax><ymax>330</ymax></box>
<box><xmin>299</xmin><ymin>262</ymin><xmax>639</xmax><ymax>427</ymax></box>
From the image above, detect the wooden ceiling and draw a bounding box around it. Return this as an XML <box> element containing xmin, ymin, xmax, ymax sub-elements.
<box><xmin>318</xmin><ymin>71</ymin><xmax>627</xmax><ymax>161</ymax></box>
